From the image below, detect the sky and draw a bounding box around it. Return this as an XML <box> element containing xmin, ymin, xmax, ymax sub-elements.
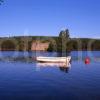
<box><xmin>0</xmin><ymin>0</ymin><xmax>100</xmax><ymax>38</ymax></box>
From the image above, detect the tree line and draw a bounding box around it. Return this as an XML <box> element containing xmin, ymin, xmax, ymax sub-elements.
<box><xmin>0</xmin><ymin>29</ymin><xmax>100</xmax><ymax>51</ymax></box>
<box><xmin>47</xmin><ymin>29</ymin><xmax>100</xmax><ymax>52</ymax></box>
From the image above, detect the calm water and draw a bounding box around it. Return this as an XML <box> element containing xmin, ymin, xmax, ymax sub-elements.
<box><xmin>0</xmin><ymin>51</ymin><xmax>100</xmax><ymax>100</ymax></box>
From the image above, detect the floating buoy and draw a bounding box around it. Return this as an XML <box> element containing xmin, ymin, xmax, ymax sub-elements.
<box><xmin>85</xmin><ymin>57</ymin><xmax>90</xmax><ymax>64</ymax></box>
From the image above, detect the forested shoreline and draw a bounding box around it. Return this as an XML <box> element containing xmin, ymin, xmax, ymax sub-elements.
<box><xmin>0</xmin><ymin>29</ymin><xmax>100</xmax><ymax>51</ymax></box>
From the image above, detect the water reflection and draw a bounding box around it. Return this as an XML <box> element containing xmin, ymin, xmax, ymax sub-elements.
<box><xmin>59</xmin><ymin>66</ymin><xmax>70</xmax><ymax>73</ymax></box>
<box><xmin>0</xmin><ymin>56</ymin><xmax>100</xmax><ymax>64</ymax></box>
<box><xmin>37</xmin><ymin>62</ymin><xmax>71</xmax><ymax>73</ymax></box>
<box><xmin>0</xmin><ymin>57</ymin><xmax>33</xmax><ymax>63</ymax></box>
<box><xmin>57</xmin><ymin>52</ymin><xmax>71</xmax><ymax>57</ymax></box>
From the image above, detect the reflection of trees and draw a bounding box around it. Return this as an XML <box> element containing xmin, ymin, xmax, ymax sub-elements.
<box><xmin>59</xmin><ymin>67</ymin><xmax>70</xmax><ymax>73</ymax></box>
<box><xmin>57</xmin><ymin>52</ymin><xmax>71</xmax><ymax>57</ymax></box>
<box><xmin>0</xmin><ymin>57</ymin><xmax>33</xmax><ymax>62</ymax></box>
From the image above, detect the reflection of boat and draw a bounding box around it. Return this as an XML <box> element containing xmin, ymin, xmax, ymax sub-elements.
<box><xmin>37</xmin><ymin>62</ymin><xmax>71</xmax><ymax>67</ymax></box>
<box><xmin>59</xmin><ymin>67</ymin><xmax>70</xmax><ymax>73</ymax></box>
<box><xmin>36</xmin><ymin>56</ymin><xmax>71</xmax><ymax>63</ymax></box>
<box><xmin>36</xmin><ymin>62</ymin><xmax>71</xmax><ymax>73</ymax></box>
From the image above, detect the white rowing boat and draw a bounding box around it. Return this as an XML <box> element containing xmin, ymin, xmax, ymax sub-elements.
<box><xmin>36</xmin><ymin>56</ymin><xmax>71</xmax><ymax>63</ymax></box>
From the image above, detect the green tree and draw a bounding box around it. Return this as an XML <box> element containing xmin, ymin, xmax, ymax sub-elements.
<box><xmin>57</xmin><ymin>29</ymin><xmax>70</xmax><ymax>52</ymax></box>
<box><xmin>47</xmin><ymin>39</ymin><xmax>57</xmax><ymax>52</ymax></box>
<box><xmin>47</xmin><ymin>42</ymin><xmax>54</xmax><ymax>52</ymax></box>
<box><xmin>1</xmin><ymin>40</ymin><xmax>15</xmax><ymax>51</ymax></box>
<box><xmin>59</xmin><ymin>29</ymin><xmax>70</xmax><ymax>39</ymax></box>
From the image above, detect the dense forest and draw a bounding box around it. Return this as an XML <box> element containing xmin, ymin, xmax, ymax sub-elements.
<box><xmin>0</xmin><ymin>29</ymin><xmax>100</xmax><ymax>51</ymax></box>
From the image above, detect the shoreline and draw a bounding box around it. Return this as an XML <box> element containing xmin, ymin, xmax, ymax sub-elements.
<box><xmin>0</xmin><ymin>50</ymin><xmax>100</xmax><ymax>52</ymax></box>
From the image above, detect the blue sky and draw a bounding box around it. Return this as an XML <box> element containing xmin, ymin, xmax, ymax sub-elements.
<box><xmin>0</xmin><ymin>0</ymin><xmax>100</xmax><ymax>38</ymax></box>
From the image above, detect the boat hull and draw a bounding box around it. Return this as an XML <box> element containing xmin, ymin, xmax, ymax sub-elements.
<box><xmin>36</xmin><ymin>56</ymin><xmax>71</xmax><ymax>63</ymax></box>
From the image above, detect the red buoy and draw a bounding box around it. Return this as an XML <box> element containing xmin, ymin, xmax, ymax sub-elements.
<box><xmin>85</xmin><ymin>57</ymin><xmax>90</xmax><ymax>64</ymax></box>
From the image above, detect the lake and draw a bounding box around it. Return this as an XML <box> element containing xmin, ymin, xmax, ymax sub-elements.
<box><xmin>0</xmin><ymin>51</ymin><xmax>100</xmax><ymax>100</ymax></box>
